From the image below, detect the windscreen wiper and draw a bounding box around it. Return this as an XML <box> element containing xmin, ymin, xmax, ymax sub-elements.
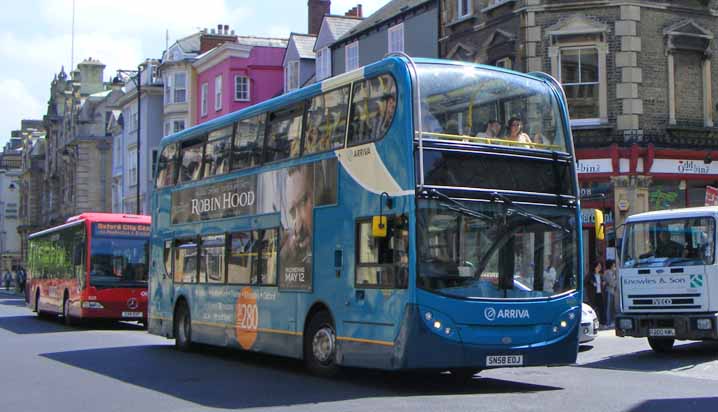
<box><xmin>491</xmin><ymin>192</ymin><xmax>570</xmax><ymax>233</ymax></box>
<box><xmin>427</xmin><ymin>189</ymin><xmax>492</xmax><ymax>221</ymax></box>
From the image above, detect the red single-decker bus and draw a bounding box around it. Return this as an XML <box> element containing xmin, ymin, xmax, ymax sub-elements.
<box><xmin>27</xmin><ymin>213</ymin><xmax>150</xmax><ymax>325</ymax></box>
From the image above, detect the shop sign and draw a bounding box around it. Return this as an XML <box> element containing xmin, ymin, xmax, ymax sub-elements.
<box><xmin>577</xmin><ymin>159</ymin><xmax>612</xmax><ymax>174</ymax></box>
<box><xmin>706</xmin><ymin>186</ymin><xmax>718</xmax><ymax>206</ymax></box>
<box><xmin>581</xmin><ymin>208</ymin><xmax>614</xmax><ymax>225</ymax></box>
<box><xmin>651</xmin><ymin>159</ymin><xmax>718</xmax><ymax>175</ymax></box>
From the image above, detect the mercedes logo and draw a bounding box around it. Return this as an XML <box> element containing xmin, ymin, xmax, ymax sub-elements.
<box><xmin>484</xmin><ymin>307</ymin><xmax>497</xmax><ymax>321</ymax></box>
<box><xmin>127</xmin><ymin>298</ymin><xmax>139</xmax><ymax>310</ymax></box>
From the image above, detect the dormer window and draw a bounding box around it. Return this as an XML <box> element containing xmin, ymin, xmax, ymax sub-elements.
<box><xmin>457</xmin><ymin>0</ymin><xmax>471</xmax><ymax>19</ymax></box>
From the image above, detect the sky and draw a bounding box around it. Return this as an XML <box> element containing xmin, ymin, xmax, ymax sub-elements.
<box><xmin>0</xmin><ymin>0</ymin><xmax>387</xmax><ymax>149</ymax></box>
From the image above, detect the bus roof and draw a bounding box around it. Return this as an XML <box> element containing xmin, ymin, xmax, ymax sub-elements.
<box><xmin>65</xmin><ymin>213</ymin><xmax>151</xmax><ymax>224</ymax></box>
<box><xmin>157</xmin><ymin>56</ymin><xmax>556</xmax><ymax>149</ymax></box>
<box><xmin>625</xmin><ymin>206</ymin><xmax>718</xmax><ymax>223</ymax></box>
<box><xmin>29</xmin><ymin>213</ymin><xmax>151</xmax><ymax>239</ymax></box>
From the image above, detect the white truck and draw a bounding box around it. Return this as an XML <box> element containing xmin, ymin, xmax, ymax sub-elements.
<box><xmin>616</xmin><ymin>206</ymin><xmax>718</xmax><ymax>353</ymax></box>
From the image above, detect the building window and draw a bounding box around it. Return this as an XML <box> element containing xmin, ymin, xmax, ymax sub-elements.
<box><xmin>214</xmin><ymin>75</ymin><xmax>223</xmax><ymax>111</ymax></box>
<box><xmin>559</xmin><ymin>47</ymin><xmax>600</xmax><ymax>121</ymax></box>
<box><xmin>235</xmin><ymin>75</ymin><xmax>250</xmax><ymax>101</ymax></box>
<box><xmin>457</xmin><ymin>0</ymin><xmax>471</xmax><ymax>19</ymax></box>
<box><xmin>174</xmin><ymin>72</ymin><xmax>187</xmax><ymax>103</ymax></box>
<box><xmin>388</xmin><ymin>24</ymin><xmax>404</xmax><ymax>53</ymax></box>
<box><xmin>345</xmin><ymin>41</ymin><xmax>359</xmax><ymax>71</ymax></box>
<box><xmin>201</xmin><ymin>83</ymin><xmax>208</xmax><ymax>116</ymax></box>
<box><xmin>164</xmin><ymin>76</ymin><xmax>171</xmax><ymax>104</ymax></box>
<box><xmin>316</xmin><ymin>47</ymin><xmax>332</xmax><ymax>81</ymax></box>
<box><xmin>128</xmin><ymin>147</ymin><xmax>137</xmax><ymax>187</ymax></box>
<box><xmin>173</xmin><ymin>119</ymin><xmax>185</xmax><ymax>133</ymax></box>
<box><xmin>286</xmin><ymin>61</ymin><xmax>299</xmax><ymax>91</ymax></box>
<box><xmin>164</xmin><ymin>121</ymin><xmax>171</xmax><ymax>137</ymax></box>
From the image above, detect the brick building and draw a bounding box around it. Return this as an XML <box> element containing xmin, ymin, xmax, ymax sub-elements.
<box><xmin>439</xmin><ymin>0</ymin><xmax>718</xmax><ymax>266</ymax></box>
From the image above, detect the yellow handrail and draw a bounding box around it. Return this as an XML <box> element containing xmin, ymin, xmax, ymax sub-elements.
<box><xmin>417</xmin><ymin>131</ymin><xmax>561</xmax><ymax>150</ymax></box>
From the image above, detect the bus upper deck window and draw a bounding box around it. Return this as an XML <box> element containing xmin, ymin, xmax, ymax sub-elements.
<box><xmin>232</xmin><ymin>115</ymin><xmax>266</xmax><ymax>170</ymax></box>
<box><xmin>156</xmin><ymin>143</ymin><xmax>178</xmax><ymax>188</ymax></box>
<box><xmin>178</xmin><ymin>140</ymin><xmax>205</xmax><ymax>183</ymax></box>
<box><xmin>304</xmin><ymin>86</ymin><xmax>350</xmax><ymax>154</ymax></box>
<box><xmin>266</xmin><ymin>104</ymin><xmax>304</xmax><ymax>163</ymax></box>
<box><xmin>348</xmin><ymin>74</ymin><xmax>397</xmax><ymax>146</ymax></box>
<box><xmin>203</xmin><ymin>126</ymin><xmax>232</xmax><ymax>178</ymax></box>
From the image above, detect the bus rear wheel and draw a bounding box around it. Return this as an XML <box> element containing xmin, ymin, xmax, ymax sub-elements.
<box><xmin>648</xmin><ymin>337</ymin><xmax>674</xmax><ymax>353</ymax></box>
<box><xmin>304</xmin><ymin>311</ymin><xmax>339</xmax><ymax>377</ymax></box>
<box><xmin>174</xmin><ymin>301</ymin><xmax>193</xmax><ymax>352</ymax></box>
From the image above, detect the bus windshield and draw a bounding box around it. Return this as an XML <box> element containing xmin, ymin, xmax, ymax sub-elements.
<box><xmin>621</xmin><ymin>218</ymin><xmax>715</xmax><ymax>268</ymax></box>
<box><xmin>417</xmin><ymin>63</ymin><xmax>566</xmax><ymax>152</ymax></box>
<box><xmin>90</xmin><ymin>223</ymin><xmax>150</xmax><ymax>287</ymax></box>
<box><xmin>417</xmin><ymin>199</ymin><xmax>578</xmax><ymax>299</ymax></box>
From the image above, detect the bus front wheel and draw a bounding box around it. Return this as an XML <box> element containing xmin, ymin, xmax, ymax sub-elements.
<box><xmin>648</xmin><ymin>337</ymin><xmax>674</xmax><ymax>353</ymax></box>
<box><xmin>304</xmin><ymin>311</ymin><xmax>339</xmax><ymax>377</ymax></box>
<box><xmin>174</xmin><ymin>301</ymin><xmax>193</xmax><ymax>352</ymax></box>
<box><xmin>63</xmin><ymin>295</ymin><xmax>76</xmax><ymax>326</ymax></box>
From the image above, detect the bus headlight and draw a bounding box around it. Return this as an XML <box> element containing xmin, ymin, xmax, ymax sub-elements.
<box><xmin>419</xmin><ymin>306</ymin><xmax>460</xmax><ymax>342</ymax></box>
<box><xmin>82</xmin><ymin>301</ymin><xmax>104</xmax><ymax>309</ymax></box>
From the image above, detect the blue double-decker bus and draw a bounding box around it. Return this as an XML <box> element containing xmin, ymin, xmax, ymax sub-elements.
<box><xmin>148</xmin><ymin>55</ymin><xmax>583</xmax><ymax>378</ymax></box>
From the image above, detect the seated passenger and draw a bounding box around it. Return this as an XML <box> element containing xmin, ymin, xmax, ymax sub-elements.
<box><xmin>476</xmin><ymin>120</ymin><xmax>501</xmax><ymax>139</ymax></box>
<box><xmin>504</xmin><ymin>117</ymin><xmax>533</xmax><ymax>146</ymax></box>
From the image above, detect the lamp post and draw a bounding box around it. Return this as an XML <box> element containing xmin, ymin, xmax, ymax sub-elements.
<box><xmin>116</xmin><ymin>65</ymin><xmax>143</xmax><ymax>214</ymax></box>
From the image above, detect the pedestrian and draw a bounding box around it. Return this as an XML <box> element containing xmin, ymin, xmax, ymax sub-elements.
<box><xmin>3</xmin><ymin>269</ymin><xmax>12</xmax><ymax>291</ymax></box>
<box><xmin>604</xmin><ymin>260</ymin><xmax>618</xmax><ymax>327</ymax></box>
<box><xmin>590</xmin><ymin>261</ymin><xmax>607</xmax><ymax>327</ymax></box>
<box><xmin>17</xmin><ymin>266</ymin><xmax>26</xmax><ymax>295</ymax></box>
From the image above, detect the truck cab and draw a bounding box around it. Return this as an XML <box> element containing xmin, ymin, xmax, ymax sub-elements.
<box><xmin>615</xmin><ymin>206</ymin><xmax>718</xmax><ymax>352</ymax></box>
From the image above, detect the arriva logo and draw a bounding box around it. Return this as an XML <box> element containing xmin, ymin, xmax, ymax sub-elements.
<box><xmin>484</xmin><ymin>307</ymin><xmax>530</xmax><ymax>321</ymax></box>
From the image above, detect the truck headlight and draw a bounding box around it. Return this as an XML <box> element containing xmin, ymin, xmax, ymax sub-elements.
<box><xmin>696</xmin><ymin>319</ymin><xmax>712</xmax><ymax>330</ymax></box>
<box><xmin>619</xmin><ymin>318</ymin><xmax>633</xmax><ymax>330</ymax></box>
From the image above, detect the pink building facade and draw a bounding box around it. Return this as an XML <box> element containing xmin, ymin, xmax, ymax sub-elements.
<box><xmin>193</xmin><ymin>37</ymin><xmax>288</xmax><ymax>125</ymax></box>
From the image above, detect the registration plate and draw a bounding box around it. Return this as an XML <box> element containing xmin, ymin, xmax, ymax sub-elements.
<box><xmin>122</xmin><ymin>311</ymin><xmax>143</xmax><ymax>318</ymax></box>
<box><xmin>648</xmin><ymin>328</ymin><xmax>675</xmax><ymax>337</ymax></box>
<box><xmin>486</xmin><ymin>355</ymin><xmax>524</xmax><ymax>367</ymax></box>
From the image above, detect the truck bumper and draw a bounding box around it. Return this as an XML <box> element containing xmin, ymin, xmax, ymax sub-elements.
<box><xmin>615</xmin><ymin>312</ymin><xmax>718</xmax><ymax>340</ymax></box>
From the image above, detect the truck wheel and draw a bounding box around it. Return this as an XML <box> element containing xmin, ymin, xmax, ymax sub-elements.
<box><xmin>648</xmin><ymin>337</ymin><xmax>674</xmax><ymax>353</ymax></box>
<box><xmin>304</xmin><ymin>311</ymin><xmax>339</xmax><ymax>377</ymax></box>
<box><xmin>174</xmin><ymin>301</ymin><xmax>193</xmax><ymax>352</ymax></box>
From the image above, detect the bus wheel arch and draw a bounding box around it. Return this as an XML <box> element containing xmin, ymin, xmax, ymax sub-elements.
<box><xmin>303</xmin><ymin>303</ymin><xmax>339</xmax><ymax>377</ymax></box>
<box><xmin>173</xmin><ymin>296</ymin><xmax>193</xmax><ymax>351</ymax></box>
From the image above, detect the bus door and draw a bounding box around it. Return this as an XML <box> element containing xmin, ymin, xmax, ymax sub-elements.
<box><xmin>343</xmin><ymin>216</ymin><xmax>409</xmax><ymax>349</ymax></box>
<box><xmin>151</xmin><ymin>238</ymin><xmax>175</xmax><ymax>322</ymax></box>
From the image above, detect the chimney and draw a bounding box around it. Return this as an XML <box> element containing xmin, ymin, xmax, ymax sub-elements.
<box><xmin>308</xmin><ymin>0</ymin><xmax>331</xmax><ymax>36</ymax></box>
<box><xmin>200</xmin><ymin>24</ymin><xmax>239</xmax><ymax>53</ymax></box>
<box><xmin>345</xmin><ymin>4</ymin><xmax>362</xmax><ymax>17</ymax></box>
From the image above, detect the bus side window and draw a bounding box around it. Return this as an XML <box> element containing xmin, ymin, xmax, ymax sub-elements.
<box><xmin>178</xmin><ymin>139</ymin><xmax>205</xmax><ymax>184</ymax></box>
<box><xmin>304</xmin><ymin>86</ymin><xmax>350</xmax><ymax>154</ymax></box>
<box><xmin>228</xmin><ymin>232</ymin><xmax>255</xmax><ymax>284</ymax></box>
<box><xmin>233</xmin><ymin>115</ymin><xmax>266</xmax><ymax>170</ymax></box>
<box><xmin>156</xmin><ymin>143</ymin><xmax>179</xmax><ymax>188</ymax></box>
<box><xmin>348</xmin><ymin>74</ymin><xmax>397</xmax><ymax>146</ymax></box>
<box><xmin>257</xmin><ymin>229</ymin><xmax>278</xmax><ymax>286</ymax></box>
<box><xmin>265</xmin><ymin>103</ymin><xmax>304</xmax><ymax>163</ymax></box>
<box><xmin>200</xmin><ymin>234</ymin><xmax>226</xmax><ymax>284</ymax></box>
<box><xmin>203</xmin><ymin>126</ymin><xmax>232</xmax><ymax>178</ymax></box>
<box><xmin>355</xmin><ymin>216</ymin><xmax>408</xmax><ymax>289</ymax></box>
<box><xmin>174</xmin><ymin>238</ymin><xmax>198</xmax><ymax>283</ymax></box>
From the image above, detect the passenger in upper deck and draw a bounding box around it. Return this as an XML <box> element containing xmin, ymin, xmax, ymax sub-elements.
<box><xmin>504</xmin><ymin>117</ymin><xmax>533</xmax><ymax>146</ymax></box>
<box><xmin>476</xmin><ymin>120</ymin><xmax>501</xmax><ymax>139</ymax></box>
